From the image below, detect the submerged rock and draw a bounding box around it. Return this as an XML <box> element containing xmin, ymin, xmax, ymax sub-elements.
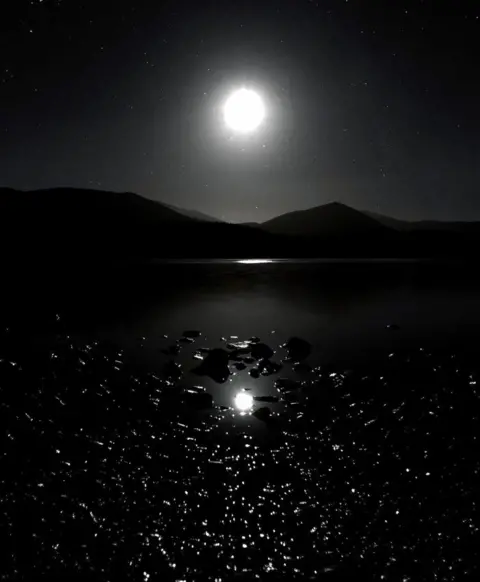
<box><xmin>251</xmin><ymin>343</ymin><xmax>274</xmax><ymax>360</ymax></box>
<box><xmin>249</xmin><ymin>368</ymin><xmax>260</xmax><ymax>379</ymax></box>
<box><xmin>282</xmin><ymin>337</ymin><xmax>312</xmax><ymax>361</ymax></box>
<box><xmin>226</xmin><ymin>341</ymin><xmax>251</xmax><ymax>351</ymax></box>
<box><xmin>258</xmin><ymin>358</ymin><xmax>283</xmax><ymax>376</ymax></box>
<box><xmin>253</xmin><ymin>406</ymin><xmax>271</xmax><ymax>422</ymax></box>
<box><xmin>275</xmin><ymin>377</ymin><xmax>302</xmax><ymax>392</ymax></box>
<box><xmin>254</xmin><ymin>396</ymin><xmax>279</xmax><ymax>403</ymax></box>
<box><xmin>183</xmin><ymin>330</ymin><xmax>201</xmax><ymax>338</ymax></box>
<box><xmin>193</xmin><ymin>349</ymin><xmax>230</xmax><ymax>383</ymax></box>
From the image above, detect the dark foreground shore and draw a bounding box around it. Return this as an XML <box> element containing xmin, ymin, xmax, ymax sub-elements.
<box><xmin>1</xmin><ymin>323</ymin><xmax>479</xmax><ymax>581</ymax></box>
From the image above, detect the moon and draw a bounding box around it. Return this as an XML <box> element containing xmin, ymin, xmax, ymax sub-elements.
<box><xmin>224</xmin><ymin>89</ymin><xmax>265</xmax><ymax>133</ymax></box>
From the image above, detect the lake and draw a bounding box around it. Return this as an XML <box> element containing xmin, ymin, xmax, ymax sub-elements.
<box><xmin>1</xmin><ymin>259</ymin><xmax>479</xmax><ymax>580</ymax></box>
<box><xmin>7</xmin><ymin>258</ymin><xmax>480</xmax><ymax>362</ymax></box>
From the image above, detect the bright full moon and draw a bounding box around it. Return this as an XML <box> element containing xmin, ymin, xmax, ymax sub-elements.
<box><xmin>234</xmin><ymin>392</ymin><xmax>254</xmax><ymax>412</ymax></box>
<box><xmin>224</xmin><ymin>89</ymin><xmax>265</xmax><ymax>133</ymax></box>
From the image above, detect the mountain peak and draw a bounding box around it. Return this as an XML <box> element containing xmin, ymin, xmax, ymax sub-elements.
<box><xmin>261</xmin><ymin>201</ymin><xmax>390</xmax><ymax>237</ymax></box>
<box><xmin>324</xmin><ymin>201</ymin><xmax>347</xmax><ymax>207</ymax></box>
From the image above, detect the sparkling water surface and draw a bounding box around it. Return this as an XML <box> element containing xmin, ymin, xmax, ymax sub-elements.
<box><xmin>1</xmin><ymin>260</ymin><xmax>480</xmax><ymax>580</ymax></box>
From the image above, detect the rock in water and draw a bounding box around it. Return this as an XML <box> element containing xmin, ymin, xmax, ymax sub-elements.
<box><xmin>226</xmin><ymin>341</ymin><xmax>251</xmax><ymax>351</ymax></box>
<box><xmin>193</xmin><ymin>349</ymin><xmax>230</xmax><ymax>383</ymax></box>
<box><xmin>251</xmin><ymin>343</ymin><xmax>274</xmax><ymax>360</ymax></box>
<box><xmin>183</xmin><ymin>330</ymin><xmax>202</xmax><ymax>338</ymax></box>
<box><xmin>275</xmin><ymin>377</ymin><xmax>301</xmax><ymax>392</ymax></box>
<box><xmin>258</xmin><ymin>359</ymin><xmax>283</xmax><ymax>376</ymax></box>
<box><xmin>253</xmin><ymin>407</ymin><xmax>271</xmax><ymax>422</ymax></box>
<box><xmin>282</xmin><ymin>337</ymin><xmax>312</xmax><ymax>361</ymax></box>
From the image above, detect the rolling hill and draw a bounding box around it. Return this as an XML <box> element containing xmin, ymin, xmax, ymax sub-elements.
<box><xmin>363</xmin><ymin>209</ymin><xmax>480</xmax><ymax>234</ymax></box>
<box><xmin>0</xmin><ymin>188</ymin><xmax>280</xmax><ymax>262</ymax></box>
<box><xmin>0</xmin><ymin>187</ymin><xmax>194</xmax><ymax>228</ymax></box>
<box><xmin>2</xmin><ymin>188</ymin><xmax>480</xmax><ymax>262</ymax></box>
<box><xmin>163</xmin><ymin>202</ymin><xmax>223</xmax><ymax>222</ymax></box>
<box><xmin>261</xmin><ymin>202</ymin><xmax>391</xmax><ymax>237</ymax></box>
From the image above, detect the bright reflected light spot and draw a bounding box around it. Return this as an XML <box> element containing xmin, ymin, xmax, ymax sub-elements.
<box><xmin>234</xmin><ymin>392</ymin><xmax>254</xmax><ymax>412</ymax></box>
<box><xmin>224</xmin><ymin>89</ymin><xmax>265</xmax><ymax>133</ymax></box>
<box><xmin>237</xmin><ymin>259</ymin><xmax>273</xmax><ymax>264</ymax></box>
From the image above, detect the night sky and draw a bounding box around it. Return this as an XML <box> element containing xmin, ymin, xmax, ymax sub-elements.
<box><xmin>1</xmin><ymin>0</ymin><xmax>478</xmax><ymax>223</ymax></box>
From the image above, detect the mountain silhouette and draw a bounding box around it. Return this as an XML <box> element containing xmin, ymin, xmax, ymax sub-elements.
<box><xmin>261</xmin><ymin>202</ymin><xmax>390</xmax><ymax>237</ymax></box>
<box><xmin>2</xmin><ymin>188</ymin><xmax>480</xmax><ymax>262</ymax></box>
<box><xmin>163</xmin><ymin>202</ymin><xmax>223</xmax><ymax>222</ymax></box>
<box><xmin>0</xmin><ymin>188</ymin><xmax>279</xmax><ymax>262</ymax></box>
<box><xmin>363</xmin><ymin>209</ymin><xmax>480</xmax><ymax>234</ymax></box>
<box><xmin>0</xmin><ymin>187</ymin><xmax>193</xmax><ymax>227</ymax></box>
<box><xmin>362</xmin><ymin>210</ymin><xmax>411</xmax><ymax>231</ymax></box>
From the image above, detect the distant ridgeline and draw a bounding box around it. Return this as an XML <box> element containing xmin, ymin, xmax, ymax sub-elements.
<box><xmin>1</xmin><ymin>188</ymin><xmax>479</xmax><ymax>262</ymax></box>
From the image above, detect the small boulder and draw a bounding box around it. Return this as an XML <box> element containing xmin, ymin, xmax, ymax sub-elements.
<box><xmin>254</xmin><ymin>396</ymin><xmax>279</xmax><ymax>403</ymax></box>
<box><xmin>275</xmin><ymin>378</ymin><xmax>301</xmax><ymax>392</ymax></box>
<box><xmin>226</xmin><ymin>341</ymin><xmax>251</xmax><ymax>351</ymax></box>
<box><xmin>251</xmin><ymin>343</ymin><xmax>274</xmax><ymax>360</ymax></box>
<box><xmin>193</xmin><ymin>349</ymin><xmax>230</xmax><ymax>383</ymax></box>
<box><xmin>253</xmin><ymin>407</ymin><xmax>271</xmax><ymax>422</ymax></box>
<box><xmin>258</xmin><ymin>359</ymin><xmax>282</xmax><ymax>376</ymax></box>
<box><xmin>183</xmin><ymin>330</ymin><xmax>202</xmax><ymax>338</ymax></box>
<box><xmin>282</xmin><ymin>337</ymin><xmax>312</xmax><ymax>361</ymax></box>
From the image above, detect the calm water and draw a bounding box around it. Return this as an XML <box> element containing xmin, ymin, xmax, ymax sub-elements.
<box><xmin>1</xmin><ymin>260</ymin><xmax>480</xmax><ymax>580</ymax></box>
<box><xmin>11</xmin><ymin>258</ymin><xmax>480</xmax><ymax>363</ymax></box>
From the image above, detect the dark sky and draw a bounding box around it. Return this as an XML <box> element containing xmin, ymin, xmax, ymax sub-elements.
<box><xmin>1</xmin><ymin>0</ymin><xmax>479</xmax><ymax>222</ymax></box>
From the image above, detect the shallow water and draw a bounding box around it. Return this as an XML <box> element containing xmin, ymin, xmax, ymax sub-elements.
<box><xmin>6</xmin><ymin>260</ymin><xmax>480</xmax><ymax>356</ymax></box>
<box><xmin>1</xmin><ymin>261</ymin><xmax>480</xmax><ymax>580</ymax></box>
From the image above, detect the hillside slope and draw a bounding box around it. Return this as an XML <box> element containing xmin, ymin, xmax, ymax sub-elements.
<box><xmin>262</xmin><ymin>202</ymin><xmax>391</xmax><ymax>237</ymax></box>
